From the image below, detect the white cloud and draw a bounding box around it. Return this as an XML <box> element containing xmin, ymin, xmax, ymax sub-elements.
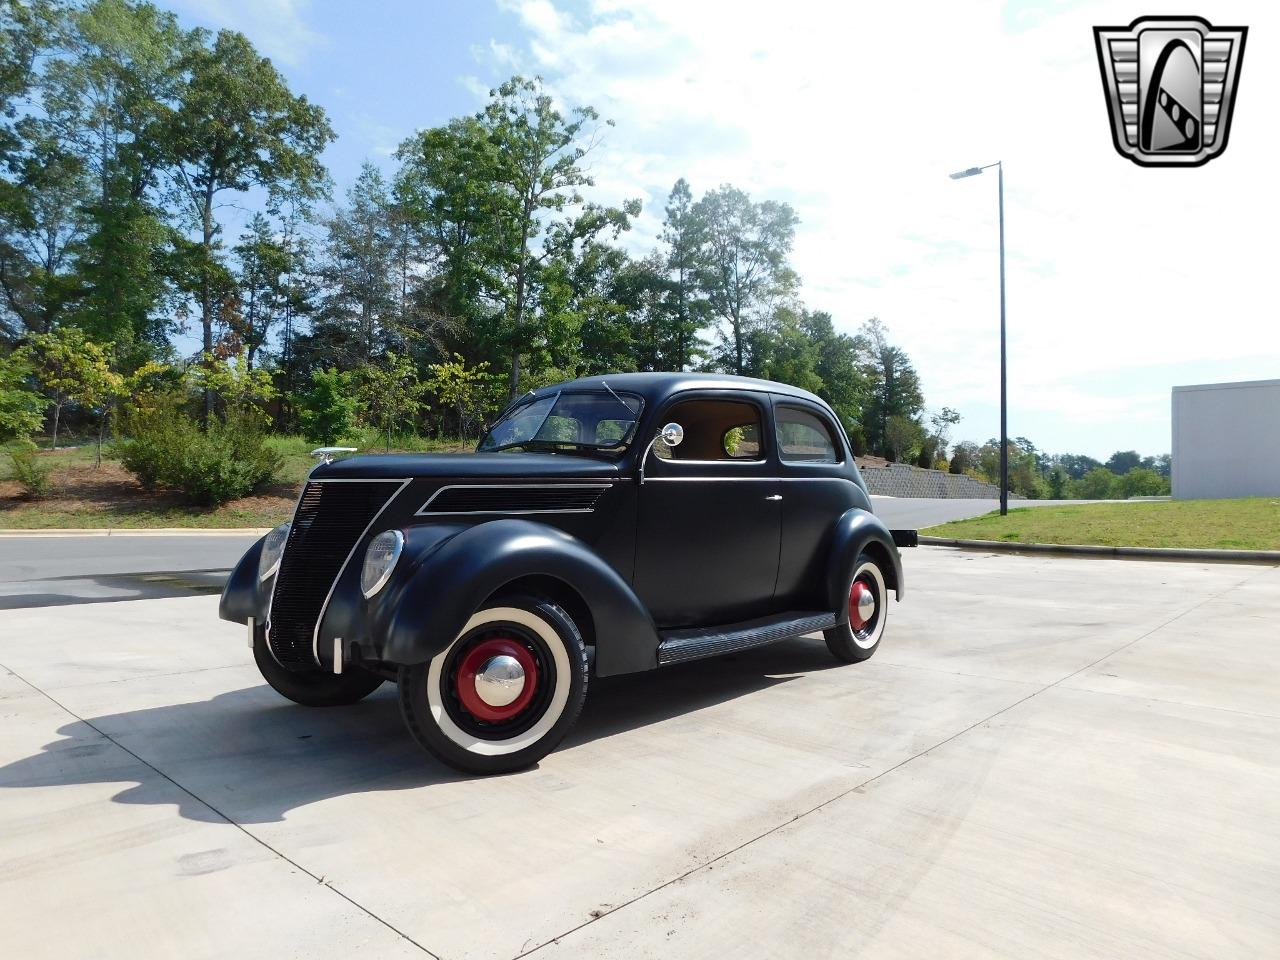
<box><xmin>491</xmin><ymin>0</ymin><xmax>1279</xmax><ymax>456</ymax></box>
<box><xmin>169</xmin><ymin>0</ymin><xmax>326</xmax><ymax>67</ymax></box>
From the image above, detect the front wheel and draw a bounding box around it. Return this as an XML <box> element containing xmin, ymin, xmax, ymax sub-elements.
<box><xmin>253</xmin><ymin>627</ymin><xmax>384</xmax><ymax>706</ymax></box>
<box><xmin>823</xmin><ymin>552</ymin><xmax>889</xmax><ymax>663</ymax></box>
<box><xmin>398</xmin><ymin>595</ymin><xmax>589</xmax><ymax>775</ymax></box>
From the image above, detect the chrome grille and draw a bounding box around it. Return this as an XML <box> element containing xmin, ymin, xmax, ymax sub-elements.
<box><xmin>268</xmin><ymin>480</ymin><xmax>401</xmax><ymax>669</ymax></box>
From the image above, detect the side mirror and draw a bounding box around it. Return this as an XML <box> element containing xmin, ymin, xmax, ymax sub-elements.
<box><xmin>639</xmin><ymin>422</ymin><xmax>685</xmax><ymax>485</ymax></box>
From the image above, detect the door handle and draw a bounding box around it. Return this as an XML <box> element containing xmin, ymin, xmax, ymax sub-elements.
<box><xmin>764</xmin><ymin>494</ymin><xmax>783</xmax><ymax>501</ymax></box>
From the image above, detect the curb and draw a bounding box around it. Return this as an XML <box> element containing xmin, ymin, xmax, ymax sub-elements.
<box><xmin>0</xmin><ymin>528</ymin><xmax>271</xmax><ymax>538</ymax></box>
<box><xmin>918</xmin><ymin>536</ymin><xmax>1280</xmax><ymax>565</ymax></box>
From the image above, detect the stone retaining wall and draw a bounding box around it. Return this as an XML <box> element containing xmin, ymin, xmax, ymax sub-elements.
<box><xmin>856</xmin><ymin>461</ymin><xmax>1023</xmax><ymax>500</ymax></box>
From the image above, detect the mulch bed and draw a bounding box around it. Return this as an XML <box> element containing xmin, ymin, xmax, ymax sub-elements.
<box><xmin>0</xmin><ymin>459</ymin><xmax>296</xmax><ymax>524</ymax></box>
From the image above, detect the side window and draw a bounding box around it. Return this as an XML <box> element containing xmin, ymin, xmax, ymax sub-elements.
<box><xmin>776</xmin><ymin>406</ymin><xmax>841</xmax><ymax>463</ymax></box>
<box><xmin>655</xmin><ymin>397</ymin><xmax>765</xmax><ymax>462</ymax></box>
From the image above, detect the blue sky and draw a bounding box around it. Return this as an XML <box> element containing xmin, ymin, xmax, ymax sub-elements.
<box><xmin>166</xmin><ymin>0</ymin><xmax>1279</xmax><ymax>460</ymax></box>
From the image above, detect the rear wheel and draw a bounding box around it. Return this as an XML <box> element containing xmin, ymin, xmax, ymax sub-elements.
<box><xmin>823</xmin><ymin>553</ymin><xmax>889</xmax><ymax>663</ymax></box>
<box><xmin>398</xmin><ymin>595</ymin><xmax>588</xmax><ymax>775</ymax></box>
<box><xmin>253</xmin><ymin>627</ymin><xmax>384</xmax><ymax>706</ymax></box>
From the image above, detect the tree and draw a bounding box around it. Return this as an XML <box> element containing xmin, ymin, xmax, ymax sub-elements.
<box><xmin>858</xmin><ymin>318</ymin><xmax>923</xmax><ymax>457</ymax></box>
<box><xmin>949</xmin><ymin>440</ymin><xmax>979</xmax><ymax>475</ymax></box>
<box><xmin>40</xmin><ymin>0</ymin><xmax>191</xmax><ymax>355</ymax></box>
<box><xmin>425</xmin><ymin>354</ymin><xmax>503</xmax><ymax>440</ymax></box>
<box><xmin>1078</xmin><ymin>466</ymin><xmax>1120</xmax><ymax>500</ymax></box>
<box><xmin>0</xmin><ymin>131</ymin><xmax>91</xmax><ymax>336</ymax></box>
<box><xmin>1047</xmin><ymin>465</ymin><xmax>1069</xmax><ymax>499</ymax></box>
<box><xmin>356</xmin><ymin>352</ymin><xmax>427</xmax><ymax>451</ymax></box>
<box><xmin>1105</xmin><ymin>450</ymin><xmax>1142</xmax><ymax>475</ymax></box>
<box><xmin>187</xmin><ymin>352</ymin><xmax>275</xmax><ymax>421</ymax></box>
<box><xmin>658</xmin><ymin>178</ymin><xmax>707</xmax><ymax>370</ymax></box>
<box><xmin>394</xmin><ymin>115</ymin><xmax>504</xmax><ymax>344</ymax></box>
<box><xmin>753</xmin><ymin>305</ymin><xmax>823</xmax><ymax>395</ymax></box>
<box><xmin>884</xmin><ymin>414</ymin><xmax>922</xmax><ymax>463</ymax></box>
<box><xmin>919</xmin><ymin>406</ymin><xmax>961</xmax><ymax>468</ymax></box>
<box><xmin>312</xmin><ymin>164</ymin><xmax>402</xmax><ymax>365</ymax></box>
<box><xmin>233</xmin><ymin>213</ymin><xmax>292</xmax><ymax>369</ymax></box>
<box><xmin>297</xmin><ymin>367</ymin><xmax>357</xmax><ymax>445</ymax></box>
<box><xmin>691</xmin><ymin>184</ymin><xmax>798</xmax><ymax>375</ymax></box>
<box><xmin>481</xmin><ymin>76</ymin><xmax>635</xmax><ymax>395</ymax></box>
<box><xmin>800</xmin><ymin>310</ymin><xmax>868</xmax><ymax>436</ymax></box>
<box><xmin>26</xmin><ymin>326</ymin><xmax>118</xmax><ymax>449</ymax></box>
<box><xmin>0</xmin><ymin>347</ymin><xmax>42</xmax><ymax>438</ymax></box>
<box><xmin>165</xmin><ymin>27</ymin><xmax>333</xmax><ymax>413</ymax></box>
<box><xmin>1120</xmin><ymin>467</ymin><xmax>1169</xmax><ymax>498</ymax></box>
<box><xmin>1052</xmin><ymin>453</ymin><xmax>1103</xmax><ymax>481</ymax></box>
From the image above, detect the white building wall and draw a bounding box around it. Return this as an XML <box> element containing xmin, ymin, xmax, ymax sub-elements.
<box><xmin>1171</xmin><ymin>379</ymin><xmax>1280</xmax><ymax>499</ymax></box>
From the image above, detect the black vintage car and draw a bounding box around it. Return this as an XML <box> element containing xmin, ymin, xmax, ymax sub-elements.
<box><xmin>220</xmin><ymin>373</ymin><xmax>914</xmax><ymax>773</ymax></box>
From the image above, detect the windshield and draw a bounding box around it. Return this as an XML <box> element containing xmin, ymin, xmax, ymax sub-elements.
<box><xmin>478</xmin><ymin>390</ymin><xmax>644</xmax><ymax>455</ymax></box>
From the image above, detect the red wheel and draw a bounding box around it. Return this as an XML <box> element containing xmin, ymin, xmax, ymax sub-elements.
<box><xmin>454</xmin><ymin>636</ymin><xmax>539</xmax><ymax>722</ymax></box>
<box><xmin>824</xmin><ymin>553</ymin><xmax>889</xmax><ymax>663</ymax></box>
<box><xmin>398</xmin><ymin>595</ymin><xmax>588</xmax><ymax>774</ymax></box>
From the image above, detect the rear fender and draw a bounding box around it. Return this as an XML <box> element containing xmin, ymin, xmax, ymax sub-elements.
<box><xmin>827</xmin><ymin>508</ymin><xmax>904</xmax><ymax>618</ymax></box>
<box><xmin>376</xmin><ymin>519</ymin><xmax>659</xmax><ymax>677</ymax></box>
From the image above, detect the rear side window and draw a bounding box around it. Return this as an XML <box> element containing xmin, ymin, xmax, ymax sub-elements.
<box><xmin>776</xmin><ymin>406</ymin><xmax>841</xmax><ymax>463</ymax></box>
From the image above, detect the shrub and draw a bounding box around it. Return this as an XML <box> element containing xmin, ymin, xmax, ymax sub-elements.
<box><xmin>6</xmin><ymin>439</ymin><xmax>52</xmax><ymax>498</ymax></box>
<box><xmin>297</xmin><ymin>367</ymin><xmax>358</xmax><ymax>445</ymax></box>
<box><xmin>1077</xmin><ymin>466</ymin><xmax>1121</xmax><ymax>500</ymax></box>
<box><xmin>118</xmin><ymin>407</ymin><xmax>282</xmax><ymax>506</ymax></box>
<box><xmin>1119</xmin><ymin>467</ymin><xmax>1170</xmax><ymax>499</ymax></box>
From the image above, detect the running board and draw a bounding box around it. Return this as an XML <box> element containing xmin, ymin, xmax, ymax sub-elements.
<box><xmin>657</xmin><ymin>611</ymin><xmax>838</xmax><ymax>666</ymax></box>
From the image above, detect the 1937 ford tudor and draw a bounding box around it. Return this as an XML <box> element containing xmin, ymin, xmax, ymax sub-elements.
<box><xmin>219</xmin><ymin>373</ymin><xmax>915</xmax><ymax>773</ymax></box>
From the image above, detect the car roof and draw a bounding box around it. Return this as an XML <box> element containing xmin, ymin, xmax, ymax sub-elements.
<box><xmin>528</xmin><ymin>372</ymin><xmax>829</xmax><ymax>407</ymax></box>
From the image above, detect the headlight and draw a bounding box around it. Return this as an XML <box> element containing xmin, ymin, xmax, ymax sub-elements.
<box><xmin>361</xmin><ymin>530</ymin><xmax>405</xmax><ymax>598</ymax></box>
<box><xmin>258</xmin><ymin>523</ymin><xmax>291</xmax><ymax>582</ymax></box>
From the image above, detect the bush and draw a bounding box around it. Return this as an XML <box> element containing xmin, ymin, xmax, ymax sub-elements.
<box><xmin>6</xmin><ymin>439</ymin><xmax>52</xmax><ymax>498</ymax></box>
<box><xmin>1077</xmin><ymin>466</ymin><xmax>1121</xmax><ymax>500</ymax></box>
<box><xmin>1119</xmin><ymin>467</ymin><xmax>1170</xmax><ymax>499</ymax></box>
<box><xmin>298</xmin><ymin>368</ymin><xmax>358</xmax><ymax>445</ymax></box>
<box><xmin>118</xmin><ymin>407</ymin><xmax>282</xmax><ymax>506</ymax></box>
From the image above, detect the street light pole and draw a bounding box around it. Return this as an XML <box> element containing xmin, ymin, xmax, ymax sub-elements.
<box><xmin>950</xmin><ymin>161</ymin><xmax>1008</xmax><ymax>515</ymax></box>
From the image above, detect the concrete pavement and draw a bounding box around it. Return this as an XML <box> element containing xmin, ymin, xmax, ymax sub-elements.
<box><xmin>2</xmin><ymin>548</ymin><xmax>1277</xmax><ymax>959</ymax></box>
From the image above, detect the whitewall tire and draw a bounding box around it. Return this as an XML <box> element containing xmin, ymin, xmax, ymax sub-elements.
<box><xmin>398</xmin><ymin>595</ymin><xmax>588</xmax><ymax>774</ymax></box>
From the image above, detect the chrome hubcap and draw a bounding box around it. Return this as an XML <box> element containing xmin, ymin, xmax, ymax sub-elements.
<box><xmin>849</xmin><ymin>580</ymin><xmax>876</xmax><ymax>630</ymax></box>
<box><xmin>857</xmin><ymin>589</ymin><xmax>875</xmax><ymax>621</ymax></box>
<box><xmin>474</xmin><ymin>654</ymin><xmax>526</xmax><ymax>707</ymax></box>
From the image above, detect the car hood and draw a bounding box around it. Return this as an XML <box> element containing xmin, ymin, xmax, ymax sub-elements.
<box><xmin>309</xmin><ymin>451</ymin><xmax>624</xmax><ymax>482</ymax></box>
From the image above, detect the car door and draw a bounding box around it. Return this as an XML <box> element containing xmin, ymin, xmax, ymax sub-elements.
<box><xmin>633</xmin><ymin>391</ymin><xmax>781</xmax><ymax>628</ymax></box>
<box><xmin>770</xmin><ymin>398</ymin><xmax>863</xmax><ymax>609</ymax></box>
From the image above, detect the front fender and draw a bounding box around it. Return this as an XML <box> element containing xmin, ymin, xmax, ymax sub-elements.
<box><xmin>377</xmin><ymin>519</ymin><xmax>659</xmax><ymax>677</ymax></box>
<box><xmin>827</xmin><ymin>508</ymin><xmax>904</xmax><ymax>617</ymax></box>
<box><xmin>218</xmin><ymin>535</ymin><xmax>269</xmax><ymax>624</ymax></box>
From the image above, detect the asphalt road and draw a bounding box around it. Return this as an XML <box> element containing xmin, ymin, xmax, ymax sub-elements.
<box><xmin>0</xmin><ymin>498</ymin><xmax>1060</xmax><ymax>606</ymax></box>
<box><xmin>3</xmin><ymin>548</ymin><xmax>1276</xmax><ymax>959</ymax></box>
<box><xmin>0</xmin><ymin>535</ymin><xmax>256</xmax><ymax>610</ymax></box>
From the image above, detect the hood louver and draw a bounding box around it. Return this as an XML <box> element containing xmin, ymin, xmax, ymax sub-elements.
<box><xmin>417</xmin><ymin>483</ymin><xmax>611</xmax><ymax>515</ymax></box>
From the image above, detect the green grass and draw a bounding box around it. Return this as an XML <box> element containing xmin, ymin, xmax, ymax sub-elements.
<box><xmin>922</xmin><ymin>498</ymin><xmax>1280</xmax><ymax>551</ymax></box>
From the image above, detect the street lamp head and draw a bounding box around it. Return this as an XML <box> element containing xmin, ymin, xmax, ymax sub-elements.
<box><xmin>949</xmin><ymin>167</ymin><xmax>984</xmax><ymax>179</ymax></box>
